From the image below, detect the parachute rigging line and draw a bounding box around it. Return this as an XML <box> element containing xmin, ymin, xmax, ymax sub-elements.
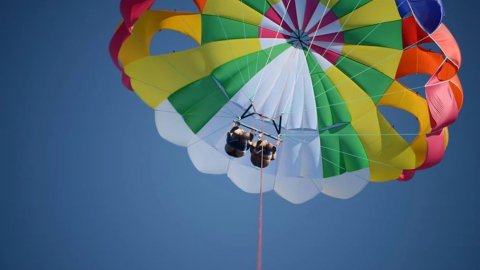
<box><xmin>237</xmin><ymin>104</ymin><xmax>283</xmax><ymax>140</ymax></box>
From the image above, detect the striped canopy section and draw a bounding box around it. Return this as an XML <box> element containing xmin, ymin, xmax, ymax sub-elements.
<box><xmin>110</xmin><ymin>0</ymin><xmax>463</xmax><ymax>204</ymax></box>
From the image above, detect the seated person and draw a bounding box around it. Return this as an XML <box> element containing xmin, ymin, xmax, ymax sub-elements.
<box><xmin>250</xmin><ymin>134</ymin><xmax>280</xmax><ymax>168</ymax></box>
<box><xmin>225</xmin><ymin>124</ymin><xmax>254</xmax><ymax>158</ymax></box>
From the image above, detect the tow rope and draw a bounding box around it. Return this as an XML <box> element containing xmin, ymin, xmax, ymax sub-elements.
<box><xmin>257</xmin><ymin>145</ymin><xmax>264</xmax><ymax>270</ymax></box>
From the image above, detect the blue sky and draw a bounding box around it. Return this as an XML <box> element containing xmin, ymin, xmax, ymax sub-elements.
<box><xmin>1</xmin><ymin>1</ymin><xmax>479</xmax><ymax>269</ymax></box>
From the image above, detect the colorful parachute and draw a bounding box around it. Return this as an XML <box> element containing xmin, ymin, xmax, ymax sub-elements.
<box><xmin>110</xmin><ymin>0</ymin><xmax>463</xmax><ymax>204</ymax></box>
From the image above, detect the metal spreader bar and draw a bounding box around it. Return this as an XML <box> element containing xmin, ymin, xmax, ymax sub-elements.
<box><xmin>233</xmin><ymin>120</ymin><xmax>281</xmax><ymax>141</ymax></box>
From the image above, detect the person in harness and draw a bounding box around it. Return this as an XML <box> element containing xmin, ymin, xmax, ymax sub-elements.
<box><xmin>225</xmin><ymin>123</ymin><xmax>255</xmax><ymax>158</ymax></box>
<box><xmin>250</xmin><ymin>133</ymin><xmax>281</xmax><ymax>168</ymax></box>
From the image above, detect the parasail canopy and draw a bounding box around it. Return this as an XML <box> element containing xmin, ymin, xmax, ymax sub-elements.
<box><xmin>110</xmin><ymin>0</ymin><xmax>463</xmax><ymax>204</ymax></box>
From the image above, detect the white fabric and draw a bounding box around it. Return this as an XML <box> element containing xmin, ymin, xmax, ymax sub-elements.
<box><xmin>227</xmin><ymin>156</ymin><xmax>277</xmax><ymax>194</ymax></box>
<box><xmin>188</xmin><ymin>139</ymin><xmax>230</xmax><ymax>175</ymax></box>
<box><xmin>276</xmin><ymin>132</ymin><xmax>323</xmax><ymax>178</ymax></box>
<box><xmin>275</xmin><ymin>177</ymin><xmax>321</xmax><ymax>204</ymax></box>
<box><xmin>155</xmin><ymin>101</ymin><xmax>195</xmax><ymax>147</ymax></box>
<box><xmin>321</xmin><ymin>169</ymin><xmax>370</xmax><ymax>199</ymax></box>
<box><xmin>295</xmin><ymin>0</ymin><xmax>307</xmax><ymax>30</ymax></box>
<box><xmin>309</xmin><ymin>20</ymin><xmax>342</xmax><ymax>36</ymax></box>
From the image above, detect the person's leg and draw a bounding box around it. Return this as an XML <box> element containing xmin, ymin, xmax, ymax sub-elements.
<box><xmin>250</xmin><ymin>153</ymin><xmax>262</xmax><ymax>168</ymax></box>
<box><xmin>261</xmin><ymin>159</ymin><xmax>270</xmax><ymax>168</ymax></box>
